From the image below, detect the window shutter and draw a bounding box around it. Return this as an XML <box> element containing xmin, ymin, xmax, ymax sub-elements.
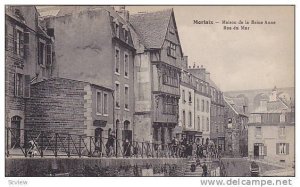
<box><xmin>46</xmin><ymin>44</ymin><xmax>52</xmax><ymax>66</ymax></box>
<box><xmin>20</xmin><ymin>32</ymin><xmax>24</xmax><ymax>57</ymax></box>
<box><xmin>14</xmin><ymin>73</ymin><xmax>17</xmax><ymax>96</ymax></box>
<box><xmin>276</xmin><ymin>143</ymin><xmax>279</xmax><ymax>155</ymax></box>
<box><xmin>263</xmin><ymin>146</ymin><xmax>267</xmax><ymax>156</ymax></box>
<box><xmin>286</xmin><ymin>143</ymin><xmax>289</xmax><ymax>155</ymax></box>
<box><xmin>24</xmin><ymin>75</ymin><xmax>31</xmax><ymax>98</ymax></box>
<box><xmin>23</xmin><ymin>32</ymin><xmax>30</xmax><ymax>58</ymax></box>
<box><xmin>13</xmin><ymin>27</ymin><xmax>17</xmax><ymax>53</ymax></box>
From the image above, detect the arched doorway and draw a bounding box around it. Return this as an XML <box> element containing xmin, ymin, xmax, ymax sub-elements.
<box><xmin>94</xmin><ymin>128</ymin><xmax>103</xmax><ymax>152</ymax></box>
<box><xmin>123</xmin><ymin>120</ymin><xmax>132</xmax><ymax>142</ymax></box>
<box><xmin>11</xmin><ymin>116</ymin><xmax>21</xmax><ymax>148</ymax></box>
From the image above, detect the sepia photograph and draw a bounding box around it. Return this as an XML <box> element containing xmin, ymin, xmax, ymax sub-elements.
<box><xmin>4</xmin><ymin>4</ymin><xmax>295</xmax><ymax>179</ymax></box>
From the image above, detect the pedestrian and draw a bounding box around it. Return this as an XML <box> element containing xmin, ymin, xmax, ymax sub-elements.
<box><xmin>202</xmin><ymin>163</ymin><xmax>208</xmax><ymax>177</ymax></box>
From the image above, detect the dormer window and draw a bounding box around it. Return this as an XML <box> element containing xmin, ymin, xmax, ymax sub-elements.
<box><xmin>113</xmin><ymin>18</ymin><xmax>120</xmax><ymax>38</ymax></box>
<box><xmin>122</xmin><ymin>25</ymin><xmax>129</xmax><ymax>43</ymax></box>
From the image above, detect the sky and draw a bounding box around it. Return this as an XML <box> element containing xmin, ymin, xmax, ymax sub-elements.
<box><xmin>126</xmin><ymin>6</ymin><xmax>294</xmax><ymax>91</ymax></box>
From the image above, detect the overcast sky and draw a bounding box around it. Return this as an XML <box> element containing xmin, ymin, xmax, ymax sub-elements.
<box><xmin>127</xmin><ymin>6</ymin><xmax>294</xmax><ymax>91</ymax></box>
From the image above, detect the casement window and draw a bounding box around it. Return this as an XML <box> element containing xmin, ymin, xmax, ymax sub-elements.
<box><xmin>163</xmin><ymin>97</ymin><xmax>177</xmax><ymax>115</ymax></box>
<box><xmin>13</xmin><ymin>26</ymin><xmax>27</xmax><ymax>57</ymax></box>
<box><xmin>206</xmin><ymin>101</ymin><xmax>209</xmax><ymax>113</ymax></box>
<box><xmin>188</xmin><ymin>92</ymin><xmax>192</xmax><ymax>103</ymax></box>
<box><xmin>182</xmin><ymin>110</ymin><xmax>186</xmax><ymax>127</ymax></box>
<box><xmin>96</xmin><ymin>90</ymin><xmax>109</xmax><ymax>116</ymax></box>
<box><xmin>167</xmin><ymin>42</ymin><xmax>176</xmax><ymax>58</ymax></box>
<box><xmin>206</xmin><ymin>118</ymin><xmax>209</xmax><ymax>131</ymax></box>
<box><xmin>14</xmin><ymin>73</ymin><xmax>30</xmax><ymax>98</ymax></box>
<box><xmin>124</xmin><ymin>29</ymin><xmax>129</xmax><ymax>43</ymax></box>
<box><xmin>103</xmin><ymin>93</ymin><xmax>108</xmax><ymax>115</ymax></box>
<box><xmin>115</xmin><ymin>23</ymin><xmax>120</xmax><ymax>38</ymax></box>
<box><xmin>115</xmin><ymin>82</ymin><xmax>120</xmax><ymax>108</ymax></box>
<box><xmin>188</xmin><ymin>112</ymin><xmax>192</xmax><ymax>127</ymax></box>
<box><xmin>96</xmin><ymin>91</ymin><xmax>102</xmax><ymax>114</ymax></box>
<box><xmin>115</xmin><ymin>48</ymin><xmax>120</xmax><ymax>74</ymax></box>
<box><xmin>277</xmin><ymin>143</ymin><xmax>289</xmax><ymax>155</ymax></box>
<box><xmin>279</xmin><ymin>127</ymin><xmax>286</xmax><ymax>137</ymax></box>
<box><xmin>201</xmin><ymin>99</ymin><xmax>205</xmax><ymax>112</ymax></box>
<box><xmin>124</xmin><ymin>53</ymin><xmax>129</xmax><ymax>78</ymax></box>
<box><xmin>197</xmin><ymin>116</ymin><xmax>200</xmax><ymax>131</ymax></box>
<box><xmin>255</xmin><ymin>127</ymin><xmax>262</xmax><ymax>136</ymax></box>
<box><xmin>182</xmin><ymin>90</ymin><xmax>185</xmax><ymax>103</ymax></box>
<box><xmin>124</xmin><ymin>85</ymin><xmax>129</xmax><ymax>110</ymax></box>
<box><xmin>38</xmin><ymin>40</ymin><xmax>46</xmax><ymax>66</ymax></box>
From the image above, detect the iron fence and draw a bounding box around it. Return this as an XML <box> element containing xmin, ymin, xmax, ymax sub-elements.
<box><xmin>5</xmin><ymin>127</ymin><xmax>179</xmax><ymax>158</ymax></box>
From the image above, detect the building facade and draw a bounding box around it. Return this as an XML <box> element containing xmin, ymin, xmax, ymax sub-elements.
<box><xmin>5</xmin><ymin>6</ymin><xmax>54</xmax><ymax>147</ymax></box>
<box><xmin>40</xmin><ymin>6</ymin><xmax>136</xmax><ymax>142</ymax></box>
<box><xmin>248</xmin><ymin>87</ymin><xmax>295</xmax><ymax>166</ymax></box>
<box><xmin>130</xmin><ymin>9</ymin><xmax>183</xmax><ymax>144</ymax></box>
<box><xmin>224</xmin><ymin>96</ymin><xmax>249</xmax><ymax>157</ymax></box>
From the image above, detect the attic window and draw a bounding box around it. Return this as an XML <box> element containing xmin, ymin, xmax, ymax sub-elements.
<box><xmin>167</xmin><ymin>42</ymin><xmax>176</xmax><ymax>58</ymax></box>
<box><xmin>169</xmin><ymin>27</ymin><xmax>175</xmax><ymax>34</ymax></box>
<box><xmin>115</xmin><ymin>23</ymin><xmax>120</xmax><ymax>38</ymax></box>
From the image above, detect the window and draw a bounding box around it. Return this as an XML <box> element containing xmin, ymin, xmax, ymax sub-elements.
<box><xmin>115</xmin><ymin>48</ymin><xmax>120</xmax><ymax>74</ymax></box>
<box><xmin>182</xmin><ymin>90</ymin><xmax>185</xmax><ymax>103</ymax></box>
<box><xmin>277</xmin><ymin>143</ymin><xmax>289</xmax><ymax>155</ymax></box>
<box><xmin>255</xmin><ymin>127</ymin><xmax>262</xmax><ymax>136</ymax></box>
<box><xmin>206</xmin><ymin>118</ymin><xmax>209</xmax><ymax>131</ymax></box>
<box><xmin>167</xmin><ymin>42</ymin><xmax>176</xmax><ymax>57</ymax></box>
<box><xmin>188</xmin><ymin>92</ymin><xmax>192</xmax><ymax>103</ymax></box>
<box><xmin>115</xmin><ymin>23</ymin><xmax>119</xmax><ymax>38</ymax></box>
<box><xmin>38</xmin><ymin>41</ymin><xmax>46</xmax><ymax>66</ymax></box>
<box><xmin>115</xmin><ymin>83</ymin><xmax>120</xmax><ymax>108</ymax></box>
<box><xmin>14</xmin><ymin>73</ymin><xmax>30</xmax><ymax>98</ymax></box>
<box><xmin>182</xmin><ymin>110</ymin><xmax>186</xmax><ymax>127</ymax></box>
<box><xmin>201</xmin><ymin>99</ymin><xmax>205</xmax><ymax>112</ymax></box>
<box><xmin>103</xmin><ymin>93</ymin><xmax>108</xmax><ymax>115</ymax></box>
<box><xmin>206</xmin><ymin>101</ymin><xmax>209</xmax><ymax>112</ymax></box>
<box><xmin>13</xmin><ymin>27</ymin><xmax>24</xmax><ymax>56</ymax></box>
<box><xmin>162</xmin><ymin>67</ymin><xmax>178</xmax><ymax>87</ymax></box>
<box><xmin>279</xmin><ymin>127</ymin><xmax>285</xmax><ymax>137</ymax></box>
<box><xmin>124</xmin><ymin>29</ymin><xmax>129</xmax><ymax>43</ymax></box>
<box><xmin>202</xmin><ymin>117</ymin><xmax>205</xmax><ymax>131</ymax></box>
<box><xmin>124</xmin><ymin>85</ymin><xmax>129</xmax><ymax>110</ymax></box>
<box><xmin>188</xmin><ymin>112</ymin><xmax>192</xmax><ymax>127</ymax></box>
<box><xmin>163</xmin><ymin>96</ymin><xmax>177</xmax><ymax>115</ymax></box>
<box><xmin>124</xmin><ymin>53</ymin><xmax>129</xmax><ymax>78</ymax></box>
<box><xmin>280</xmin><ymin>114</ymin><xmax>286</xmax><ymax>123</ymax></box>
<box><xmin>197</xmin><ymin>116</ymin><xmax>200</xmax><ymax>131</ymax></box>
<box><xmin>96</xmin><ymin>91</ymin><xmax>102</xmax><ymax>114</ymax></box>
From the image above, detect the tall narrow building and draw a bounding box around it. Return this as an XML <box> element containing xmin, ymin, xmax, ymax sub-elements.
<box><xmin>130</xmin><ymin>9</ymin><xmax>184</xmax><ymax>144</ymax></box>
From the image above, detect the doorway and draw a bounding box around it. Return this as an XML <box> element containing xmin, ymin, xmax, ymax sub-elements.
<box><xmin>254</xmin><ymin>145</ymin><xmax>259</xmax><ymax>158</ymax></box>
<box><xmin>11</xmin><ymin>116</ymin><xmax>21</xmax><ymax>148</ymax></box>
<box><xmin>94</xmin><ymin>128</ymin><xmax>103</xmax><ymax>152</ymax></box>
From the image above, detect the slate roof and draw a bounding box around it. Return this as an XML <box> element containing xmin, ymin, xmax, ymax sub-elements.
<box><xmin>224</xmin><ymin>96</ymin><xmax>248</xmax><ymax>116</ymax></box>
<box><xmin>129</xmin><ymin>9</ymin><xmax>173</xmax><ymax>49</ymax></box>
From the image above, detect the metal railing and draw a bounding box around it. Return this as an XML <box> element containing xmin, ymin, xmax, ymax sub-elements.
<box><xmin>5</xmin><ymin>127</ymin><xmax>179</xmax><ymax>158</ymax></box>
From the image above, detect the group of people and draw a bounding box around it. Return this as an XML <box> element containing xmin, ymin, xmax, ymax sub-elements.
<box><xmin>170</xmin><ymin>137</ymin><xmax>222</xmax><ymax>159</ymax></box>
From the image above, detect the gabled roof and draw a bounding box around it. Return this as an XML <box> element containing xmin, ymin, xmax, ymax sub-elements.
<box><xmin>224</xmin><ymin>96</ymin><xmax>248</xmax><ymax>116</ymax></box>
<box><xmin>129</xmin><ymin>9</ymin><xmax>172</xmax><ymax>49</ymax></box>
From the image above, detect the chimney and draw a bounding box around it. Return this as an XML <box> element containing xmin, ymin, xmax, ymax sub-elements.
<box><xmin>269</xmin><ymin>86</ymin><xmax>277</xmax><ymax>102</ymax></box>
<box><xmin>205</xmin><ymin>71</ymin><xmax>210</xmax><ymax>82</ymax></box>
<box><xmin>117</xmin><ymin>6</ymin><xmax>129</xmax><ymax>22</ymax></box>
<box><xmin>182</xmin><ymin>56</ymin><xmax>188</xmax><ymax>69</ymax></box>
<box><xmin>199</xmin><ymin>65</ymin><xmax>206</xmax><ymax>81</ymax></box>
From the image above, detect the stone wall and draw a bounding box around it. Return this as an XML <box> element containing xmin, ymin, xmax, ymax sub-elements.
<box><xmin>5</xmin><ymin>158</ymin><xmax>187</xmax><ymax>177</ymax></box>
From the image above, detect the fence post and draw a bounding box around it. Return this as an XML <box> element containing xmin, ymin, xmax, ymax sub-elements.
<box><xmin>67</xmin><ymin>134</ymin><xmax>70</xmax><ymax>157</ymax></box>
<box><xmin>89</xmin><ymin>136</ymin><xmax>92</xmax><ymax>157</ymax></box>
<box><xmin>141</xmin><ymin>142</ymin><xmax>144</xmax><ymax>158</ymax></box>
<box><xmin>78</xmin><ymin>135</ymin><xmax>82</xmax><ymax>158</ymax></box>
<box><xmin>6</xmin><ymin>128</ymin><xmax>9</xmax><ymax>157</ymax></box>
<box><xmin>40</xmin><ymin>131</ymin><xmax>44</xmax><ymax>157</ymax></box>
<box><xmin>55</xmin><ymin>133</ymin><xmax>58</xmax><ymax>157</ymax></box>
<box><xmin>24</xmin><ymin>129</ymin><xmax>27</xmax><ymax>157</ymax></box>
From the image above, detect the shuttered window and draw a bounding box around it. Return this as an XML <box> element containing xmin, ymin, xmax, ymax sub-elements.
<box><xmin>277</xmin><ymin>143</ymin><xmax>289</xmax><ymax>155</ymax></box>
<box><xmin>23</xmin><ymin>32</ymin><xmax>30</xmax><ymax>58</ymax></box>
<box><xmin>46</xmin><ymin>44</ymin><xmax>52</xmax><ymax>66</ymax></box>
<box><xmin>14</xmin><ymin>73</ymin><xmax>30</xmax><ymax>98</ymax></box>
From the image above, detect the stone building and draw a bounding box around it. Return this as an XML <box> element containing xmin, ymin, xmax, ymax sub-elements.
<box><xmin>130</xmin><ymin>9</ymin><xmax>184</xmax><ymax>144</ymax></box>
<box><xmin>38</xmin><ymin>6</ymin><xmax>136</xmax><ymax>142</ymax></box>
<box><xmin>224</xmin><ymin>96</ymin><xmax>249</xmax><ymax>157</ymax></box>
<box><xmin>187</xmin><ymin>65</ymin><xmax>214</xmax><ymax>145</ymax></box>
<box><xmin>248</xmin><ymin>87</ymin><xmax>294</xmax><ymax>166</ymax></box>
<box><xmin>5</xmin><ymin>6</ymin><xmax>54</xmax><ymax>147</ymax></box>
